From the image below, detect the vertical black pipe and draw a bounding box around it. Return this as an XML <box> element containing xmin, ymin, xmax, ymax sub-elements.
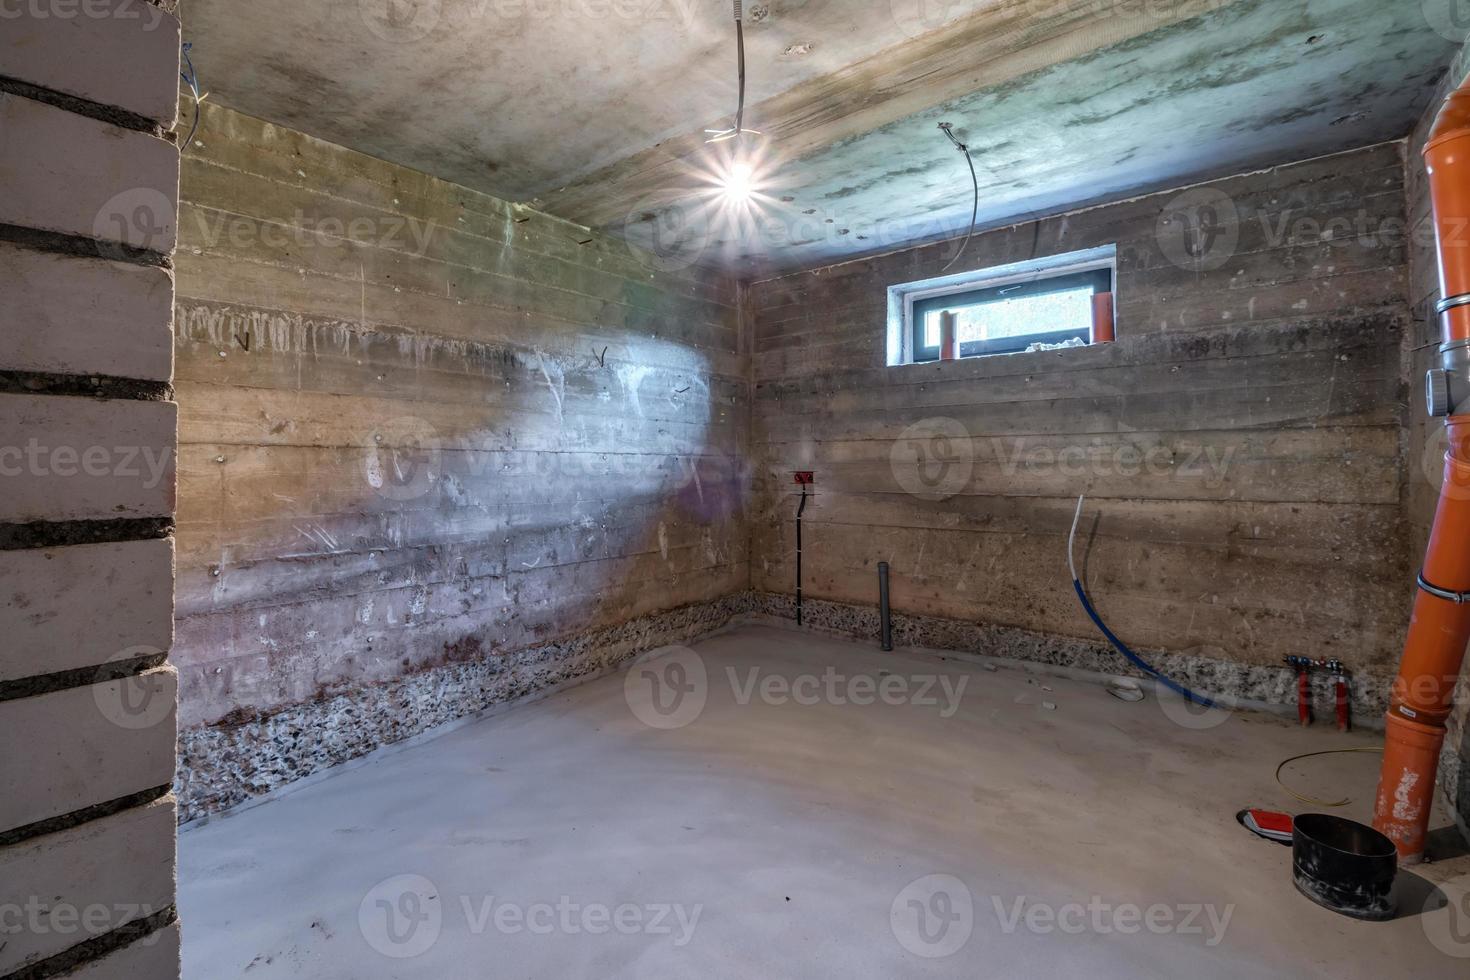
<box><xmin>878</xmin><ymin>561</ymin><xmax>892</xmax><ymax>651</ymax></box>
<box><xmin>795</xmin><ymin>486</ymin><xmax>808</xmax><ymax>625</ymax></box>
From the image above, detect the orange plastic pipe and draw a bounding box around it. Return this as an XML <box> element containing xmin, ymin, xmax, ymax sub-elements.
<box><xmin>1373</xmin><ymin>78</ymin><xmax>1470</xmax><ymax>862</ymax></box>
<box><xmin>1092</xmin><ymin>292</ymin><xmax>1115</xmax><ymax>343</ymax></box>
<box><xmin>939</xmin><ymin>310</ymin><xmax>958</xmax><ymax>360</ymax></box>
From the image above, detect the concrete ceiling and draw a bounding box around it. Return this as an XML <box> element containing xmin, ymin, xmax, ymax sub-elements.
<box><xmin>179</xmin><ymin>0</ymin><xmax>1459</xmax><ymax>275</ymax></box>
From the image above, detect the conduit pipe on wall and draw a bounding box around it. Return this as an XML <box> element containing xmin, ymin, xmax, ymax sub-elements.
<box><xmin>1373</xmin><ymin>76</ymin><xmax>1470</xmax><ymax>863</ymax></box>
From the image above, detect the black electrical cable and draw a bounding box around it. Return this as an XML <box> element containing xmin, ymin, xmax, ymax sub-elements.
<box><xmin>735</xmin><ymin>17</ymin><xmax>746</xmax><ymax>138</ymax></box>
<box><xmin>707</xmin><ymin>1</ymin><xmax>754</xmax><ymax>143</ymax></box>
<box><xmin>179</xmin><ymin>42</ymin><xmax>202</xmax><ymax>148</ymax></box>
<box><xmin>796</xmin><ymin>483</ymin><xmax>807</xmax><ymax>626</ymax></box>
<box><xmin>938</xmin><ymin>122</ymin><xmax>978</xmax><ymax>273</ymax></box>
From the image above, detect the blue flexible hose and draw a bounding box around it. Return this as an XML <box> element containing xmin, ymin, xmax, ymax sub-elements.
<box><xmin>1072</xmin><ymin>579</ymin><xmax>1216</xmax><ymax>708</ymax></box>
<box><xmin>1067</xmin><ymin>494</ymin><xmax>1216</xmax><ymax>708</ymax></box>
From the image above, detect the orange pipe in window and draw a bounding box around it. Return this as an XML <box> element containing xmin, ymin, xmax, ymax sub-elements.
<box><xmin>1092</xmin><ymin>292</ymin><xmax>1115</xmax><ymax>343</ymax></box>
<box><xmin>1373</xmin><ymin>76</ymin><xmax>1470</xmax><ymax>862</ymax></box>
<box><xmin>939</xmin><ymin>310</ymin><xmax>958</xmax><ymax>360</ymax></box>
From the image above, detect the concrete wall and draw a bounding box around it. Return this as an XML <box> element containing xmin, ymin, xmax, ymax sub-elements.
<box><xmin>1406</xmin><ymin>45</ymin><xmax>1470</xmax><ymax>841</ymax></box>
<box><xmin>0</xmin><ymin>1</ymin><xmax>182</xmax><ymax>976</ymax></box>
<box><xmin>170</xmin><ymin>103</ymin><xmax>751</xmax><ymax>819</ymax></box>
<box><xmin>748</xmin><ymin>142</ymin><xmax>1414</xmax><ymax>721</ymax></box>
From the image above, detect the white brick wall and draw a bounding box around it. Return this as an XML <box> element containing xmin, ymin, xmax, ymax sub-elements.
<box><xmin>0</xmin><ymin>539</ymin><xmax>174</xmax><ymax>682</ymax></box>
<box><xmin>0</xmin><ymin>8</ymin><xmax>181</xmax><ymax>976</ymax></box>
<box><xmin>0</xmin><ymin>243</ymin><xmax>175</xmax><ymax>381</ymax></box>
<box><xmin>0</xmin><ymin>393</ymin><xmax>177</xmax><ymax>523</ymax></box>
<box><xmin>0</xmin><ymin>94</ymin><xmax>179</xmax><ymax>252</ymax></box>
<box><xmin>0</xmin><ymin>797</ymin><xmax>176</xmax><ymax>973</ymax></box>
<box><xmin>0</xmin><ymin>1</ymin><xmax>181</xmax><ymax>126</ymax></box>
<box><xmin>0</xmin><ymin>668</ymin><xmax>177</xmax><ymax>832</ymax></box>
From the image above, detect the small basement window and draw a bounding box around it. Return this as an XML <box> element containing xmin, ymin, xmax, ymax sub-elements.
<box><xmin>887</xmin><ymin>246</ymin><xmax>1116</xmax><ymax>365</ymax></box>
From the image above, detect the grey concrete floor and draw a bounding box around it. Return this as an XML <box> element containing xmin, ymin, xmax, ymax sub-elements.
<box><xmin>179</xmin><ymin>624</ymin><xmax>1470</xmax><ymax>978</ymax></box>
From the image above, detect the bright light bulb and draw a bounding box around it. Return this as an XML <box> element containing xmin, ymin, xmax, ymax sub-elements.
<box><xmin>722</xmin><ymin>162</ymin><xmax>754</xmax><ymax>203</ymax></box>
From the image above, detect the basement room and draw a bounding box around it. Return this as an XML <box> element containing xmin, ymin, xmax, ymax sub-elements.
<box><xmin>7</xmin><ymin>0</ymin><xmax>1470</xmax><ymax>977</ymax></box>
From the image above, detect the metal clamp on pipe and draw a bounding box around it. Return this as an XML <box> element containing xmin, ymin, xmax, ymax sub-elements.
<box><xmin>1417</xmin><ymin>570</ymin><xmax>1470</xmax><ymax>604</ymax></box>
<box><xmin>1436</xmin><ymin>292</ymin><xmax>1470</xmax><ymax>316</ymax></box>
<box><xmin>1426</xmin><ymin>339</ymin><xmax>1470</xmax><ymax>417</ymax></box>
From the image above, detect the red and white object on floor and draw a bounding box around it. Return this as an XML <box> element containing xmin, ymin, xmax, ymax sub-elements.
<box><xmin>1238</xmin><ymin>809</ymin><xmax>1294</xmax><ymax>845</ymax></box>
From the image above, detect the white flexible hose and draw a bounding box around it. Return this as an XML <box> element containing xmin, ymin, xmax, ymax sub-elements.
<box><xmin>1067</xmin><ymin>493</ymin><xmax>1085</xmax><ymax>582</ymax></box>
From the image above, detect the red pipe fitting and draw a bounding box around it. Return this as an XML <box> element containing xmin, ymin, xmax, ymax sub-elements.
<box><xmin>939</xmin><ymin>311</ymin><xmax>958</xmax><ymax>361</ymax></box>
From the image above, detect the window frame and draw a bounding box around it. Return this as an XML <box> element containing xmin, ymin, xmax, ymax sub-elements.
<box><xmin>887</xmin><ymin>246</ymin><xmax>1118</xmax><ymax>366</ymax></box>
<box><xmin>909</xmin><ymin>266</ymin><xmax>1113</xmax><ymax>363</ymax></box>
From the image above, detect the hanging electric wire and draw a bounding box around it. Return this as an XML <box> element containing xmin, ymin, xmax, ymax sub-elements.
<box><xmin>706</xmin><ymin>1</ymin><xmax>760</xmax><ymax>143</ymax></box>
<box><xmin>179</xmin><ymin>41</ymin><xmax>204</xmax><ymax>148</ymax></box>
<box><xmin>937</xmin><ymin>122</ymin><xmax>978</xmax><ymax>273</ymax></box>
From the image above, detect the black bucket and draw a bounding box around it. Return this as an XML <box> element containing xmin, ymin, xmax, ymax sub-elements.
<box><xmin>1291</xmin><ymin>813</ymin><xmax>1397</xmax><ymax>921</ymax></box>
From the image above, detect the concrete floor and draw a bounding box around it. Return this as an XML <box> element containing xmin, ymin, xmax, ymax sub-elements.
<box><xmin>179</xmin><ymin>625</ymin><xmax>1470</xmax><ymax>978</ymax></box>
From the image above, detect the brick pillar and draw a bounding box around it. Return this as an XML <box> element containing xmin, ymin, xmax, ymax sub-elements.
<box><xmin>0</xmin><ymin>2</ymin><xmax>182</xmax><ymax>977</ymax></box>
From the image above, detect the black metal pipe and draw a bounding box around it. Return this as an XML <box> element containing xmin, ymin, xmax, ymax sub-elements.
<box><xmin>795</xmin><ymin>486</ymin><xmax>808</xmax><ymax>626</ymax></box>
<box><xmin>878</xmin><ymin>561</ymin><xmax>892</xmax><ymax>651</ymax></box>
